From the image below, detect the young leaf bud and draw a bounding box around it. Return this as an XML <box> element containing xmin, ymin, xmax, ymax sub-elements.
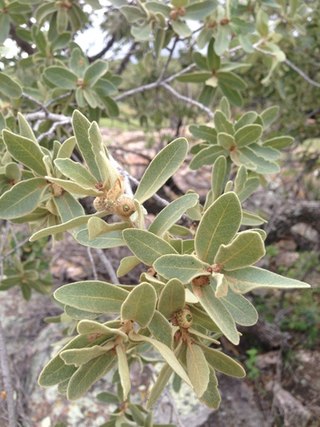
<box><xmin>175</xmin><ymin>307</ymin><xmax>193</xmax><ymax>329</ymax></box>
<box><xmin>114</xmin><ymin>195</ymin><xmax>136</xmax><ymax>218</ymax></box>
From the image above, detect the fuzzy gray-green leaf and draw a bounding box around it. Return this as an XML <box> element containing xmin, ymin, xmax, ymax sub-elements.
<box><xmin>195</xmin><ymin>277</ymin><xmax>239</xmax><ymax>344</ymax></box>
<box><xmin>221</xmin><ymin>290</ymin><xmax>258</xmax><ymax>326</ymax></box>
<box><xmin>0</xmin><ymin>178</ymin><xmax>48</xmax><ymax>219</ymax></box>
<box><xmin>121</xmin><ymin>282</ymin><xmax>157</xmax><ymax>327</ymax></box>
<box><xmin>225</xmin><ymin>267</ymin><xmax>310</xmax><ymax>294</ymax></box>
<box><xmin>149</xmin><ymin>193</ymin><xmax>198</xmax><ymax>236</ymax></box>
<box><xmin>186</xmin><ymin>343</ymin><xmax>210</xmax><ymax>397</ymax></box>
<box><xmin>202</xmin><ymin>346</ymin><xmax>246</xmax><ymax>377</ymax></box>
<box><xmin>3</xmin><ymin>130</ymin><xmax>47</xmax><ymax>176</ymax></box>
<box><xmin>154</xmin><ymin>254</ymin><xmax>210</xmax><ymax>283</ymax></box>
<box><xmin>54</xmin><ymin>280</ymin><xmax>129</xmax><ymax>313</ymax></box>
<box><xmin>67</xmin><ymin>352</ymin><xmax>116</xmax><ymax>400</ymax></box>
<box><xmin>195</xmin><ymin>192</ymin><xmax>242</xmax><ymax>264</ymax></box>
<box><xmin>215</xmin><ymin>231</ymin><xmax>265</xmax><ymax>271</ymax></box>
<box><xmin>158</xmin><ymin>279</ymin><xmax>185</xmax><ymax>319</ymax></box>
<box><xmin>129</xmin><ymin>332</ymin><xmax>191</xmax><ymax>386</ymax></box>
<box><xmin>135</xmin><ymin>138</ymin><xmax>188</xmax><ymax>203</ymax></box>
<box><xmin>123</xmin><ymin>229</ymin><xmax>177</xmax><ymax>266</ymax></box>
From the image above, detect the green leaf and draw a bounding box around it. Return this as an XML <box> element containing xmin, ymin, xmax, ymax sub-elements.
<box><xmin>135</xmin><ymin>138</ymin><xmax>188</xmax><ymax>203</ymax></box>
<box><xmin>235</xmin><ymin>112</ymin><xmax>258</xmax><ymax>131</ymax></box>
<box><xmin>67</xmin><ymin>352</ymin><xmax>116</xmax><ymax>400</ymax></box>
<box><xmin>214</xmin><ymin>25</ymin><xmax>230</xmax><ymax>55</ymax></box>
<box><xmin>189</xmin><ymin>125</ymin><xmax>217</xmax><ymax>143</ymax></box>
<box><xmin>145</xmin><ymin>2</ymin><xmax>171</xmax><ymax>15</ymax></box>
<box><xmin>158</xmin><ymin>279</ymin><xmax>185</xmax><ymax>318</ymax></box>
<box><xmin>218</xmin><ymin>71</ymin><xmax>247</xmax><ymax>90</ymax></box>
<box><xmin>53</xmin><ymin>191</ymin><xmax>85</xmax><ymax>221</ymax></box>
<box><xmin>129</xmin><ymin>332</ymin><xmax>191</xmax><ymax>386</ymax></box>
<box><xmin>117</xmin><ymin>256</ymin><xmax>140</xmax><ymax>277</ymax></box>
<box><xmin>263</xmin><ymin>136</ymin><xmax>294</xmax><ymax>149</ymax></box>
<box><xmin>214</xmin><ymin>110</ymin><xmax>234</xmax><ymax>134</ymax></box>
<box><xmin>120</xmin><ymin>5</ymin><xmax>147</xmax><ymax>22</ymax></box>
<box><xmin>202</xmin><ymin>346</ymin><xmax>246</xmax><ymax>377</ymax></box>
<box><xmin>5</xmin><ymin>163</ymin><xmax>21</xmax><ymax>181</ymax></box>
<box><xmin>184</xmin><ymin>0</ymin><xmax>216</xmax><ymax>20</ymax></box>
<box><xmin>256</xmin><ymin>9</ymin><xmax>269</xmax><ymax>37</ymax></box>
<box><xmin>72</xmin><ymin>110</ymin><xmax>103</xmax><ymax>181</ymax></box>
<box><xmin>221</xmin><ymin>290</ymin><xmax>258</xmax><ymax>326</ymax></box>
<box><xmin>101</xmin><ymin>95</ymin><xmax>119</xmax><ymax>118</ymax></box>
<box><xmin>96</xmin><ymin>391</ymin><xmax>119</xmax><ymax>404</ymax></box>
<box><xmin>147</xmin><ymin>359</ymin><xmax>173</xmax><ymax>409</ymax></box>
<box><xmin>88</xmin><ymin>217</ymin><xmax>127</xmax><ymax>240</ymax></box>
<box><xmin>131</xmin><ymin>22</ymin><xmax>152</xmax><ymax>40</ymax></box>
<box><xmin>251</xmin><ymin>144</ymin><xmax>281</xmax><ymax>161</ymax></box>
<box><xmin>217</xmin><ymin>132</ymin><xmax>235</xmax><ymax>150</ymax></box>
<box><xmin>190</xmin><ymin>146</ymin><xmax>227</xmax><ymax>170</ymax></box>
<box><xmin>75</xmin><ymin>229</ymin><xmax>125</xmax><ymax>249</ymax></box>
<box><xmin>0</xmin><ymin>73</ymin><xmax>22</xmax><ymax>98</ymax></box>
<box><xmin>17</xmin><ymin>113</ymin><xmax>37</xmax><ymax>142</ymax></box>
<box><xmin>0</xmin><ymin>14</ymin><xmax>10</xmax><ymax>44</ymax></box>
<box><xmin>54</xmin><ymin>281</ymin><xmax>129</xmax><ymax>313</ymax></box>
<box><xmin>123</xmin><ymin>229</ymin><xmax>177</xmax><ymax>266</ymax></box>
<box><xmin>77</xmin><ymin>320</ymin><xmax>125</xmax><ymax>338</ymax></box>
<box><xmin>238</xmin><ymin>147</ymin><xmax>280</xmax><ymax>174</ymax></box>
<box><xmin>195</xmin><ymin>192</ymin><xmax>242</xmax><ymax>264</ymax></box>
<box><xmin>3</xmin><ymin>130</ymin><xmax>47</xmax><ymax>176</ymax></box>
<box><xmin>54</xmin><ymin>158</ymin><xmax>98</xmax><ymax>187</ymax></box>
<box><xmin>219</xmin><ymin>96</ymin><xmax>231</xmax><ymax>119</ymax></box>
<box><xmin>200</xmin><ymin>369</ymin><xmax>221</xmax><ymax>409</ymax></box>
<box><xmin>84</xmin><ymin>60</ymin><xmax>108</xmax><ymax>87</ymax></box>
<box><xmin>29</xmin><ymin>214</ymin><xmax>92</xmax><ymax>241</ymax></box>
<box><xmin>193</xmin><ymin>52</ymin><xmax>209</xmax><ymax>71</ymax></box>
<box><xmin>214</xmin><ymin>231</ymin><xmax>265</xmax><ymax>271</ymax></box>
<box><xmin>219</xmin><ymin>84</ymin><xmax>243</xmax><ymax>107</ymax></box>
<box><xmin>260</xmin><ymin>105</ymin><xmax>279</xmax><ymax>128</ymax></box>
<box><xmin>234</xmin><ymin>124</ymin><xmax>263</xmax><ymax>147</ymax></box>
<box><xmin>211</xmin><ymin>155</ymin><xmax>227</xmax><ymax>200</ymax></box>
<box><xmin>171</xmin><ymin>20</ymin><xmax>192</xmax><ymax>38</ymax></box>
<box><xmin>0</xmin><ymin>178</ymin><xmax>48</xmax><ymax>219</ymax></box>
<box><xmin>148</xmin><ymin>311</ymin><xmax>173</xmax><ymax>348</ymax></box>
<box><xmin>242</xmin><ymin>210</ymin><xmax>267</xmax><ymax>226</ymax></box>
<box><xmin>44</xmin><ymin>66</ymin><xmax>78</xmax><ymax>89</ymax></box>
<box><xmin>194</xmin><ymin>277</ymin><xmax>239</xmax><ymax>344</ymax></box>
<box><xmin>47</xmin><ymin>177</ymin><xmax>101</xmax><ymax>196</ymax></box>
<box><xmin>154</xmin><ymin>254</ymin><xmax>210</xmax><ymax>283</ymax></box>
<box><xmin>236</xmin><ymin>177</ymin><xmax>260</xmax><ymax>202</ymax></box>
<box><xmin>116</xmin><ymin>344</ymin><xmax>131</xmax><ymax>400</ymax></box>
<box><xmin>225</xmin><ymin>267</ymin><xmax>310</xmax><ymax>294</ymax></box>
<box><xmin>60</xmin><ymin>345</ymin><xmax>111</xmax><ymax>366</ymax></box>
<box><xmin>176</xmin><ymin>72</ymin><xmax>211</xmax><ymax>83</ymax></box>
<box><xmin>38</xmin><ymin>335</ymin><xmax>90</xmax><ymax>387</ymax></box>
<box><xmin>186</xmin><ymin>343</ymin><xmax>210</xmax><ymax>397</ymax></box>
<box><xmin>149</xmin><ymin>193</ymin><xmax>198</xmax><ymax>236</ymax></box>
<box><xmin>121</xmin><ymin>282</ymin><xmax>157</xmax><ymax>327</ymax></box>
<box><xmin>56</xmin><ymin>137</ymin><xmax>77</xmax><ymax>160</ymax></box>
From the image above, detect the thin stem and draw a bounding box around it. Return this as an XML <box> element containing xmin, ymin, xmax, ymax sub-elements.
<box><xmin>0</xmin><ymin>322</ymin><xmax>16</xmax><ymax>427</ymax></box>
<box><xmin>161</xmin><ymin>83</ymin><xmax>214</xmax><ymax>119</ymax></box>
<box><xmin>87</xmin><ymin>247</ymin><xmax>98</xmax><ymax>280</ymax></box>
<box><xmin>284</xmin><ymin>58</ymin><xmax>320</xmax><ymax>88</ymax></box>
<box><xmin>38</xmin><ymin>119</ymin><xmax>71</xmax><ymax>142</ymax></box>
<box><xmin>94</xmin><ymin>249</ymin><xmax>119</xmax><ymax>284</ymax></box>
<box><xmin>158</xmin><ymin>36</ymin><xmax>179</xmax><ymax>82</ymax></box>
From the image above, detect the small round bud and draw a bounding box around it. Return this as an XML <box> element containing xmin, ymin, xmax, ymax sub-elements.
<box><xmin>51</xmin><ymin>183</ymin><xmax>63</xmax><ymax>197</ymax></box>
<box><xmin>114</xmin><ymin>196</ymin><xmax>136</xmax><ymax>218</ymax></box>
<box><xmin>93</xmin><ymin>196</ymin><xmax>106</xmax><ymax>212</ymax></box>
<box><xmin>192</xmin><ymin>275</ymin><xmax>210</xmax><ymax>287</ymax></box>
<box><xmin>175</xmin><ymin>307</ymin><xmax>193</xmax><ymax>329</ymax></box>
<box><xmin>170</xmin><ymin>9</ymin><xmax>179</xmax><ymax>20</ymax></box>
